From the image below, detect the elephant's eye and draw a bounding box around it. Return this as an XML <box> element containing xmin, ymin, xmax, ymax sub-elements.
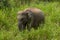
<box><xmin>21</xmin><ymin>18</ymin><xmax>24</xmax><ymax>21</ymax></box>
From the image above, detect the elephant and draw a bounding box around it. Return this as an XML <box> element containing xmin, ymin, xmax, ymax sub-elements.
<box><xmin>17</xmin><ymin>8</ymin><xmax>45</xmax><ymax>31</ymax></box>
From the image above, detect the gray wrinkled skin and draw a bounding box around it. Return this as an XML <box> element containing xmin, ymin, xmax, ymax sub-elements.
<box><xmin>17</xmin><ymin>8</ymin><xmax>45</xmax><ymax>31</ymax></box>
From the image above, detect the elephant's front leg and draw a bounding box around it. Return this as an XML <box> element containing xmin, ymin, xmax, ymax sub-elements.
<box><xmin>18</xmin><ymin>22</ymin><xmax>26</xmax><ymax>31</ymax></box>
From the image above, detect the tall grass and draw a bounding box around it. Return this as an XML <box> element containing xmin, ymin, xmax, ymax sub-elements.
<box><xmin>0</xmin><ymin>1</ymin><xmax>60</xmax><ymax>40</ymax></box>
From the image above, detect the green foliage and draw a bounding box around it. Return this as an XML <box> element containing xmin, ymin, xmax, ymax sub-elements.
<box><xmin>0</xmin><ymin>1</ymin><xmax>60</xmax><ymax>40</ymax></box>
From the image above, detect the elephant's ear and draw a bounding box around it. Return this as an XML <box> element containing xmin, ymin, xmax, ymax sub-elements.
<box><xmin>26</xmin><ymin>10</ymin><xmax>33</xmax><ymax>18</ymax></box>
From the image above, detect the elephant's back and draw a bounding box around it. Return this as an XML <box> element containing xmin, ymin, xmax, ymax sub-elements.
<box><xmin>24</xmin><ymin>8</ymin><xmax>42</xmax><ymax>14</ymax></box>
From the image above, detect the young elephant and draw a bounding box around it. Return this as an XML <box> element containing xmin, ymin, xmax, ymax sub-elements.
<box><xmin>17</xmin><ymin>8</ymin><xmax>45</xmax><ymax>31</ymax></box>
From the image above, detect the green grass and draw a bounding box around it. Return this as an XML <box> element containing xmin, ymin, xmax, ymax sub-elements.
<box><xmin>0</xmin><ymin>2</ymin><xmax>60</xmax><ymax>40</ymax></box>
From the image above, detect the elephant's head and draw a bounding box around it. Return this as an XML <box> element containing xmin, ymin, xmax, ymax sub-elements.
<box><xmin>17</xmin><ymin>10</ymin><xmax>33</xmax><ymax>31</ymax></box>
